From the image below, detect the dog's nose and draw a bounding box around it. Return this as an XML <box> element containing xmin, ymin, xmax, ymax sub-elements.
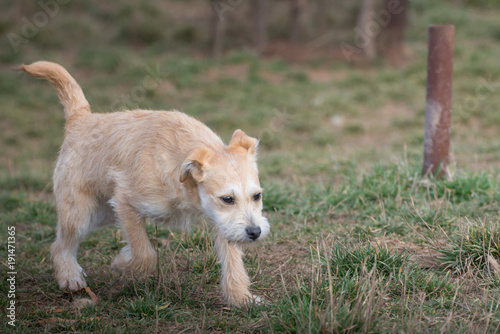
<box><xmin>246</xmin><ymin>226</ymin><xmax>261</xmax><ymax>240</ymax></box>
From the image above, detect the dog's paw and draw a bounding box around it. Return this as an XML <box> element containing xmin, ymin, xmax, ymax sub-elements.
<box><xmin>111</xmin><ymin>248</ymin><xmax>132</xmax><ymax>273</ymax></box>
<box><xmin>58</xmin><ymin>274</ymin><xmax>87</xmax><ymax>291</ymax></box>
<box><xmin>111</xmin><ymin>245</ymin><xmax>157</xmax><ymax>276</ymax></box>
<box><xmin>230</xmin><ymin>294</ymin><xmax>266</xmax><ymax>308</ymax></box>
<box><xmin>250</xmin><ymin>294</ymin><xmax>265</xmax><ymax>304</ymax></box>
<box><xmin>246</xmin><ymin>294</ymin><xmax>266</xmax><ymax>306</ymax></box>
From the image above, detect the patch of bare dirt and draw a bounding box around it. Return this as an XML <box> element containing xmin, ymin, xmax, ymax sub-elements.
<box><xmin>248</xmin><ymin>239</ymin><xmax>310</xmax><ymax>301</ymax></box>
<box><xmin>14</xmin><ymin>221</ymin><xmax>43</xmax><ymax>234</ymax></box>
<box><xmin>28</xmin><ymin>190</ymin><xmax>53</xmax><ymax>202</ymax></box>
<box><xmin>329</xmin><ymin>102</ymin><xmax>415</xmax><ymax>152</ymax></box>
<box><xmin>308</xmin><ymin>68</ymin><xmax>349</xmax><ymax>83</ymax></box>
<box><xmin>370</xmin><ymin>236</ymin><xmax>444</xmax><ymax>269</ymax></box>
<box><xmin>204</xmin><ymin>63</ymin><xmax>249</xmax><ymax>83</ymax></box>
<box><xmin>261</xmin><ymin>41</ymin><xmax>370</xmax><ymax>65</ymax></box>
<box><xmin>259</xmin><ymin>71</ymin><xmax>284</xmax><ymax>84</ymax></box>
<box><xmin>204</xmin><ymin>64</ymin><xmax>345</xmax><ymax>85</ymax></box>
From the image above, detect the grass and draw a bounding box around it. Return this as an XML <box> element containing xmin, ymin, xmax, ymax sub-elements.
<box><xmin>438</xmin><ymin>220</ymin><xmax>500</xmax><ymax>277</ymax></box>
<box><xmin>2</xmin><ymin>0</ymin><xmax>500</xmax><ymax>332</ymax></box>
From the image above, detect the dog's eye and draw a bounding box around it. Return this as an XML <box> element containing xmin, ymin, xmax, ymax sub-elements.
<box><xmin>220</xmin><ymin>196</ymin><xmax>235</xmax><ymax>205</ymax></box>
<box><xmin>253</xmin><ymin>193</ymin><xmax>262</xmax><ymax>202</ymax></box>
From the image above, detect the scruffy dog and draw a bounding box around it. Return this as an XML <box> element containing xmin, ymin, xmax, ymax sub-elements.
<box><xmin>19</xmin><ymin>61</ymin><xmax>270</xmax><ymax>306</ymax></box>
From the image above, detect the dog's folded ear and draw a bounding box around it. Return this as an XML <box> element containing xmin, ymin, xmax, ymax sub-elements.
<box><xmin>180</xmin><ymin>147</ymin><xmax>213</xmax><ymax>183</ymax></box>
<box><xmin>228</xmin><ymin>129</ymin><xmax>258</xmax><ymax>156</ymax></box>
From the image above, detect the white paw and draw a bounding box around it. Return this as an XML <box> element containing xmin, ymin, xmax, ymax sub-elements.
<box><xmin>58</xmin><ymin>275</ymin><xmax>87</xmax><ymax>291</ymax></box>
<box><xmin>55</xmin><ymin>264</ymin><xmax>87</xmax><ymax>291</ymax></box>
<box><xmin>111</xmin><ymin>245</ymin><xmax>157</xmax><ymax>275</ymax></box>
<box><xmin>111</xmin><ymin>248</ymin><xmax>132</xmax><ymax>273</ymax></box>
<box><xmin>249</xmin><ymin>294</ymin><xmax>265</xmax><ymax>305</ymax></box>
<box><xmin>231</xmin><ymin>294</ymin><xmax>266</xmax><ymax>307</ymax></box>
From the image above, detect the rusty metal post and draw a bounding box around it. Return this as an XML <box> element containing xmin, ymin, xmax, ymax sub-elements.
<box><xmin>423</xmin><ymin>25</ymin><xmax>455</xmax><ymax>178</ymax></box>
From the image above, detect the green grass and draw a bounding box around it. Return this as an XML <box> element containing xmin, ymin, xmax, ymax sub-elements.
<box><xmin>438</xmin><ymin>220</ymin><xmax>500</xmax><ymax>277</ymax></box>
<box><xmin>3</xmin><ymin>164</ymin><xmax>500</xmax><ymax>332</ymax></box>
<box><xmin>2</xmin><ymin>0</ymin><xmax>500</xmax><ymax>332</ymax></box>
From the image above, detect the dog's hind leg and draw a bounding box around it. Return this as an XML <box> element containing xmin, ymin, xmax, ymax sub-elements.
<box><xmin>111</xmin><ymin>200</ymin><xmax>157</xmax><ymax>276</ymax></box>
<box><xmin>214</xmin><ymin>233</ymin><xmax>255</xmax><ymax>306</ymax></box>
<box><xmin>51</xmin><ymin>190</ymin><xmax>96</xmax><ymax>291</ymax></box>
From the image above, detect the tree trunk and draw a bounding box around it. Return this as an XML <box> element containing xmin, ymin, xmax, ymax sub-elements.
<box><xmin>315</xmin><ymin>0</ymin><xmax>328</xmax><ymax>34</ymax></box>
<box><xmin>288</xmin><ymin>0</ymin><xmax>303</xmax><ymax>43</ymax></box>
<box><xmin>253</xmin><ymin>0</ymin><xmax>268</xmax><ymax>53</ymax></box>
<box><xmin>211</xmin><ymin>6</ymin><xmax>226</xmax><ymax>57</ymax></box>
<box><xmin>379</xmin><ymin>0</ymin><xmax>409</xmax><ymax>64</ymax></box>
<box><xmin>357</xmin><ymin>0</ymin><xmax>377</xmax><ymax>59</ymax></box>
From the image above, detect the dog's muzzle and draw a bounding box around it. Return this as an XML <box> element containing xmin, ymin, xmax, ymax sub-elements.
<box><xmin>245</xmin><ymin>226</ymin><xmax>261</xmax><ymax>241</ymax></box>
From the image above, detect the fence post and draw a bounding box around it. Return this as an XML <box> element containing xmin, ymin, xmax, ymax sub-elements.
<box><xmin>423</xmin><ymin>25</ymin><xmax>455</xmax><ymax>178</ymax></box>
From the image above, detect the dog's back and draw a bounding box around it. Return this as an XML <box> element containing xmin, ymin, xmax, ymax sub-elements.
<box><xmin>18</xmin><ymin>61</ymin><xmax>224</xmax><ymax>200</ymax></box>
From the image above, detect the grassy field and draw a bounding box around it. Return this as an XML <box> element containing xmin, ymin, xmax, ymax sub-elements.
<box><xmin>2</xmin><ymin>1</ymin><xmax>500</xmax><ymax>333</ymax></box>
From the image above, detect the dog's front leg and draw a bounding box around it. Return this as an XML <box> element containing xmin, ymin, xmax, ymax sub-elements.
<box><xmin>214</xmin><ymin>233</ymin><xmax>256</xmax><ymax>306</ymax></box>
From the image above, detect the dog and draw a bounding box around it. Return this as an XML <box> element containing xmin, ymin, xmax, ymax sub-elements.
<box><xmin>18</xmin><ymin>61</ymin><xmax>270</xmax><ymax>306</ymax></box>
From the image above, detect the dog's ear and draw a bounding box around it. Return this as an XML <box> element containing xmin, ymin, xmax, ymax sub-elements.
<box><xmin>228</xmin><ymin>129</ymin><xmax>258</xmax><ymax>156</ymax></box>
<box><xmin>180</xmin><ymin>147</ymin><xmax>213</xmax><ymax>183</ymax></box>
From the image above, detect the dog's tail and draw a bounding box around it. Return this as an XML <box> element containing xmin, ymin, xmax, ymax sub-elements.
<box><xmin>17</xmin><ymin>61</ymin><xmax>91</xmax><ymax>119</ymax></box>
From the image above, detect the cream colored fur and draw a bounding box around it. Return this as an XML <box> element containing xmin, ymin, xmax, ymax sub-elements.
<box><xmin>19</xmin><ymin>61</ymin><xmax>270</xmax><ymax>306</ymax></box>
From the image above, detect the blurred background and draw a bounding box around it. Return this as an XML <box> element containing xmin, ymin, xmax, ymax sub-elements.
<box><xmin>1</xmin><ymin>0</ymin><xmax>500</xmax><ymax>182</ymax></box>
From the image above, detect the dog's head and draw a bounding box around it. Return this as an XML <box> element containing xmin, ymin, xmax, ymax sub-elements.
<box><xmin>180</xmin><ymin>129</ymin><xmax>270</xmax><ymax>243</ymax></box>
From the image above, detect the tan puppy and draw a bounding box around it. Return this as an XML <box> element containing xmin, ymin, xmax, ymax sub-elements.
<box><xmin>19</xmin><ymin>61</ymin><xmax>270</xmax><ymax>306</ymax></box>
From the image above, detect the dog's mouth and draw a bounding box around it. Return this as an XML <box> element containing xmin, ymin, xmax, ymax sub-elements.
<box><xmin>225</xmin><ymin>234</ymin><xmax>262</xmax><ymax>244</ymax></box>
<box><xmin>207</xmin><ymin>215</ymin><xmax>270</xmax><ymax>244</ymax></box>
<box><xmin>228</xmin><ymin>237</ymin><xmax>261</xmax><ymax>245</ymax></box>
<box><xmin>217</xmin><ymin>228</ymin><xmax>266</xmax><ymax>244</ymax></box>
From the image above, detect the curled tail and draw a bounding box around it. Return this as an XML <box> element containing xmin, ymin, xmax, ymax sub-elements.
<box><xmin>18</xmin><ymin>61</ymin><xmax>91</xmax><ymax>119</ymax></box>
